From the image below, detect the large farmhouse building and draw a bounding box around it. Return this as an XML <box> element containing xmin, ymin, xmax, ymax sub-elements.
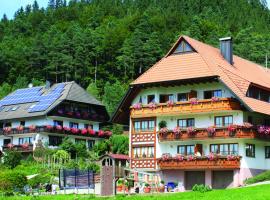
<box><xmin>112</xmin><ymin>35</ymin><xmax>270</xmax><ymax>189</ymax></box>
<box><xmin>0</xmin><ymin>81</ymin><xmax>110</xmax><ymax>154</ymax></box>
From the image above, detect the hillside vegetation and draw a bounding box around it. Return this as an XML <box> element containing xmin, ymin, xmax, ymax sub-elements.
<box><xmin>0</xmin><ymin>0</ymin><xmax>270</xmax><ymax>114</ymax></box>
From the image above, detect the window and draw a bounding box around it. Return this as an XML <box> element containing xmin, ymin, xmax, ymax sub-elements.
<box><xmin>132</xmin><ymin>146</ymin><xmax>154</xmax><ymax>158</ymax></box>
<box><xmin>246</xmin><ymin>144</ymin><xmax>255</xmax><ymax>157</ymax></box>
<box><xmin>177</xmin><ymin>93</ymin><xmax>188</xmax><ymax>102</ymax></box>
<box><xmin>265</xmin><ymin>146</ymin><xmax>270</xmax><ymax>158</ymax></box>
<box><xmin>204</xmin><ymin>90</ymin><xmax>222</xmax><ymax>99</ymax></box>
<box><xmin>177</xmin><ymin>118</ymin><xmax>195</xmax><ymax>128</ymax></box>
<box><xmin>54</xmin><ymin>120</ymin><xmax>63</xmax><ymax>126</ymax></box>
<box><xmin>4</xmin><ymin>122</ymin><xmax>11</xmax><ymax>127</ymax></box>
<box><xmin>210</xmin><ymin>143</ymin><xmax>238</xmax><ymax>155</ymax></box>
<box><xmin>173</xmin><ymin>41</ymin><xmax>193</xmax><ymax>54</ymax></box>
<box><xmin>264</xmin><ymin>119</ymin><xmax>270</xmax><ymax>126</ymax></box>
<box><xmin>69</xmin><ymin>122</ymin><xmax>78</xmax><ymax>128</ymax></box>
<box><xmin>88</xmin><ymin>140</ymin><xmax>95</xmax><ymax>150</ymax></box>
<box><xmin>159</xmin><ymin>94</ymin><xmax>174</xmax><ymax>103</ymax></box>
<box><xmin>3</xmin><ymin>139</ymin><xmax>11</xmax><ymax>145</ymax></box>
<box><xmin>84</xmin><ymin>124</ymin><xmax>93</xmax><ymax>129</ymax></box>
<box><xmin>215</xmin><ymin>116</ymin><xmax>233</xmax><ymax>127</ymax></box>
<box><xmin>147</xmin><ymin>95</ymin><xmax>155</xmax><ymax>103</ymax></box>
<box><xmin>20</xmin><ymin>121</ymin><xmax>25</xmax><ymax>126</ymax></box>
<box><xmin>19</xmin><ymin>137</ymin><xmax>32</xmax><ymax>145</ymax></box>
<box><xmin>49</xmin><ymin>135</ymin><xmax>63</xmax><ymax>146</ymax></box>
<box><xmin>133</xmin><ymin>120</ymin><xmax>155</xmax><ymax>132</ymax></box>
<box><xmin>177</xmin><ymin>145</ymin><xmax>195</xmax><ymax>155</ymax></box>
<box><xmin>247</xmin><ymin>86</ymin><xmax>270</xmax><ymax>102</ymax></box>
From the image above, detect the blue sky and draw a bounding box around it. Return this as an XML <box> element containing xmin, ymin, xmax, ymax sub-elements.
<box><xmin>0</xmin><ymin>0</ymin><xmax>270</xmax><ymax>19</ymax></box>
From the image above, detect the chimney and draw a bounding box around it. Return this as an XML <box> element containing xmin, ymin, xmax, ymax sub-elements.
<box><xmin>219</xmin><ymin>37</ymin><xmax>233</xmax><ymax>64</ymax></box>
<box><xmin>45</xmin><ymin>80</ymin><xmax>51</xmax><ymax>89</ymax></box>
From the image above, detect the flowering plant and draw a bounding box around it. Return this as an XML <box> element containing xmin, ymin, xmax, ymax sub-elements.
<box><xmin>66</xmin><ymin>111</ymin><xmax>74</xmax><ymax>116</ymax></box>
<box><xmin>3</xmin><ymin>127</ymin><xmax>12</xmax><ymax>133</ymax></box>
<box><xmin>242</xmin><ymin>122</ymin><xmax>253</xmax><ymax>129</ymax></box>
<box><xmin>21</xmin><ymin>143</ymin><xmax>29</xmax><ymax>149</ymax></box>
<box><xmin>7</xmin><ymin>143</ymin><xmax>14</xmax><ymax>149</ymax></box>
<box><xmin>175</xmin><ymin>154</ymin><xmax>184</xmax><ymax>161</ymax></box>
<box><xmin>227</xmin><ymin>124</ymin><xmax>237</xmax><ymax>135</ymax></box>
<box><xmin>227</xmin><ymin>154</ymin><xmax>238</xmax><ymax>161</ymax></box>
<box><xmin>88</xmin><ymin>128</ymin><xmax>95</xmax><ymax>135</ymax></box>
<box><xmin>133</xmin><ymin>102</ymin><xmax>142</xmax><ymax>110</ymax></box>
<box><xmin>189</xmin><ymin>98</ymin><xmax>198</xmax><ymax>105</ymax></box>
<box><xmin>56</xmin><ymin>125</ymin><xmax>62</xmax><ymax>131</ymax></box>
<box><xmin>173</xmin><ymin>126</ymin><xmax>181</xmax><ymax>135</ymax></box>
<box><xmin>57</xmin><ymin>109</ymin><xmax>64</xmax><ymax>115</ymax></box>
<box><xmin>16</xmin><ymin>125</ymin><xmax>24</xmax><ymax>131</ymax></box>
<box><xmin>159</xmin><ymin>127</ymin><xmax>169</xmax><ymax>135</ymax></box>
<box><xmin>81</xmin><ymin>128</ymin><xmax>88</xmax><ymax>135</ymax></box>
<box><xmin>104</xmin><ymin>130</ymin><xmax>112</xmax><ymax>137</ymax></box>
<box><xmin>207</xmin><ymin>126</ymin><xmax>216</xmax><ymax>136</ymax></box>
<box><xmin>187</xmin><ymin>126</ymin><xmax>196</xmax><ymax>136</ymax></box>
<box><xmin>29</xmin><ymin>125</ymin><xmax>36</xmax><ymax>132</ymax></box>
<box><xmin>75</xmin><ymin>112</ymin><xmax>81</xmax><ymax>118</ymax></box>
<box><xmin>46</xmin><ymin>125</ymin><xmax>53</xmax><ymax>130</ymax></box>
<box><xmin>166</xmin><ymin>100</ymin><xmax>175</xmax><ymax>107</ymax></box>
<box><xmin>187</xmin><ymin>155</ymin><xmax>195</xmax><ymax>161</ymax></box>
<box><xmin>98</xmin><ymin>130</ymin><xmax>105</xmax><ymax>137</ymax></box>
<box><xmin>211</xmin><ymin>96</ymin><xmax>220</xmax><ymax>102</ymax></box>
<box><xmin>63</xmin><ymin>127</ymin><xmax>71</xmax><ymax>132</ymax></box>
<box><xmin>147</xmin><ymin>102</ymin><xmax>157</xmax><ymax>110</ymax></box>
<box><xmin>207</xmin><ymin>153</ymin><xmax>216</xmax><ymax>161</ymax></box>
<box><xmin>161</xmin><ymin>153</ymin><xmax>171</xmax><ymax>161</ymax></box>
<box><xmin>257</xmin><ymin>126</ymin><xmax>270</xmax><ymax>136</ymax></box>
<box><xmin>71</xmin><ymin>128</ymin><xmax>79</xmax><ymax>134</ymax></box>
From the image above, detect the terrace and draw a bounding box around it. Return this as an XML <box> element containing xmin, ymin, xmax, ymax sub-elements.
<box><xmin>130</xmin><ymin>98</ymin><xmax>242</xmax><ymax>118</ymax></box>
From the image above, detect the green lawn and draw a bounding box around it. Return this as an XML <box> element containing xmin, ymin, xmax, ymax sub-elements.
<box><xmin>1</xmin><ymin>184</ymin><xmax>270</xmax><ymax>200</ymax></box>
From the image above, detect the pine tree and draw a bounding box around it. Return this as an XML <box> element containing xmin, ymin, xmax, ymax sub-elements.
<box><xmin>32</xmin><ymin>0</ymin><xmax>39</xmax><ymax>12</ymax></box>
<box><xmin>48</xmin><ymin>0</ymin><xmax>55</xmax><ymax>9</ymax></box>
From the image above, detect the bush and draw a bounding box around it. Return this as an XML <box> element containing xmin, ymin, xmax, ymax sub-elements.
<box><xmin>0</xmin><ymin>171</ymin><xmax>27</xmax><ymax>193</ymax></box>
<box><xmin>192</xmin><ymin>184</ymin><xmax>212</xmax><ymax>193</ymax></box>
<box><xmin>158</xmin><ymin>120</ymin><xmax>167</xmax><ymax>129</ymax></box>
<box><xmin>245</xmin><ymin>170</ymin><xmax>270</xmax><ymax>185</ymax></box>
<box><xmin>3</xmin><ymin>150</ymin><xmax>22</xmax><ymax>169</ymax></box>
<box><xmin>110</xmin><ymin>135</ymin><xmax>128</xmax><ymax>155</ymax></box>
<box><xmin>28</xmin><ymin>173</ymin><xmax>52</xmax><ymax>188</ymax></box>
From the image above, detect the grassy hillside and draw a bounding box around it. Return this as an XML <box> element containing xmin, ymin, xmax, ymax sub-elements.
<box><xmin>1</xmin><ymin>184</ymin><xmax>270</xmax><ymax>200</ymax></box>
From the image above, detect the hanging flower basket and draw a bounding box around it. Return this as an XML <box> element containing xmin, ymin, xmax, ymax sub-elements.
<box><xmin>257</xmin><ymin>126</ymin><xmax>270</xmax><ymax>137</ymax></box>
<box><xmin>211</xmin><ymin>96</ymin><xmax>220</xmax><ymax>102</ymax></box>
<box><xmin>133</xmin><ymin>102</ymin><xmax>142</xmax><ymax>110</ymax></box>
<box><xmin>207</xmin><ymin>126</ymin><xmax>216</xmax><ymax>137</ymax></box>
<box><xmin>166</xmin><ymin>100</ymin><xmax>175</xmax><ymax>107</ymax></box>
<box><xmin>189</xmin><ymin>98</ymin><xmax>198</xmax><ymax>105</ymax></box>
<box><xmin>147</xmin><ymin>102</ymin><xmax>157</xmax><ymax>110</ymax></box>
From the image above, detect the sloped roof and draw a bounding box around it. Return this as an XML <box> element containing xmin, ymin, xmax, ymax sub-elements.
<box><xmin>131</xmin><ymin>35</ymin><xmax>270</xmax><ymax>115</ymax></box>
<box><xmin>0</xmin><ymin>81</ymin><xmax>106</xmax><ymax>121</ymax></box>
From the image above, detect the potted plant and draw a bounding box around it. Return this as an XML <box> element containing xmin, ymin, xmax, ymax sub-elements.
<box><xmin>116</xmin><ymin>179</ymin><xmax>123</xmax><ymax>192</ymax></box>
<box><xmin>144</xmin><ymin>183</ymin><xmax>151</xmax><ymax>193</ymax></box>
<box><xmin>207</xmin><ymin>126</ymin><xmax>216</xmax><ymax>137</ymax></box>
<box><xmin>228</xmin><ymin>124</ymin><xmax>237</xmax><ymax>136</ymax></box>
<box><xmin>159</xmin><ymin>180</ymin><xmax>165</xmax><ymax>192</ymax></box>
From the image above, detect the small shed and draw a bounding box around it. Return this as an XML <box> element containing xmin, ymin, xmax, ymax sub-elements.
<box><xmin>99</xmin><ymin>154</ymin><xmax>130</xmax><ymax>196</ymax></box>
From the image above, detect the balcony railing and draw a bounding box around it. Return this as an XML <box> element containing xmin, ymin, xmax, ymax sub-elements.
<box><xmin>130</xmin><ymin>98</ymin><xmax>241</xmax><ymax>118</ymax></box>
<box><xmin>158</xmin><ymin>127</ymin><xmax>261</xmax><ymax>142</ymax></box>
<box><xmin>0</xmin><ymin>126</ymin><xmax>111</xmax><ymax>139</ymax></box>
<box><xmin>2</xmin><ymin>144</ymin><xmax>34</xmax><ymax>152</ymax></box>
<box><xmin>157</xmin><ymin>156</ymin><xmax>240</xmax><ymax>170</ymax></box>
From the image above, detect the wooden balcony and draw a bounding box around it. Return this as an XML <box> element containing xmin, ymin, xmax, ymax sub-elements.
<box><xmin>158</xmin><ymin>127</ymin><xmax>259</xmax><ymax>142</ymax></box>
<box><xmin>130</xmin><ymin>98</ymin><xmax>241</xmax><ymax>118</ymax></box>
<box><xmin>157</xmin><ymin>156</ymin><xmax>240</xmax><ymax>170</ymax></box>
<box><xmin>2</xmin><ymin>144</ymin><xmax>34</xmax><ymax>152</ymax></box>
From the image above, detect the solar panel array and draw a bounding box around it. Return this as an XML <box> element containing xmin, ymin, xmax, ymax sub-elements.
<box><xmin>0</xmin><ymin>83</ymin><xmax>65</xmax><ymax>113</ymax></box>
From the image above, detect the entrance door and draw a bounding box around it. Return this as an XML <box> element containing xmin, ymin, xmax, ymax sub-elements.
<box><xmin>212</xmin><ymin>171</ymin><xmax>233</xmax><ymax>189</ymax></box>
<box><xmin>185</xmin><ymin>171</ymin><xmax>205</xmax><ymax>190</ymax></box>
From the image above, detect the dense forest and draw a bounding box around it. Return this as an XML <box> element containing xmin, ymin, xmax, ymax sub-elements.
<box><xmin>0</xmin><ymin>0</ymin><xmax>270</xmax><ymax>115</ymax></box>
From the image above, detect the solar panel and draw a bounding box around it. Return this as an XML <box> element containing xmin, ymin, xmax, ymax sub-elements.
<box><xmin>0</xmin><ymin>84</ymin><xmax>65</xmax><ymax>113</ymax></box>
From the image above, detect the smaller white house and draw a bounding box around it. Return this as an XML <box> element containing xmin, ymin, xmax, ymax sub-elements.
<box><xmin>0</xmin><ymin>81</ymin><xmax>110</xmax><ymax>155</ymax></box>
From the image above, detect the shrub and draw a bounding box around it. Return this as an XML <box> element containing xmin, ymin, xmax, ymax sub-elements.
<box><xmin>110</xmin><ymin>135</ymin><xmax>129</xmax><ymax>155</ymax></box>
<box><xmin>3</xmin><ymin>150</ymin><xmax>22</xmax><ymax>169</ymax></box>
<box><xmin>0</xmin><ymin>171</ymin><xmax>27</xmax><ymax>193</ymax></box>
<box><xmin>158</xmin><ymin>120</ymin><xmax>167</xmax><ymax>129</ymax></box>
<box><xmin>28</xmin><ymin>173</ymin><xmax>52</xmax><ymax>188</ymax></box>
<box><xmin>192</xmin><ymin>184</ymin><xmax>212</xmax><ymax>193</ymax></box>
<box><xmin>245</xmin><ymin>170</ymin><xmax>270</xmax><ymax>185</ymax></box>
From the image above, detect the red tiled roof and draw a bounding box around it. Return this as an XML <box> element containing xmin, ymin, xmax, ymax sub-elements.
<box><xmin>109</xmin><ymin>154</ymin><xmax>130</xmax><ymax>160</ymax></box>
<box><xmin>131</xmin><ymin>35</ymin><xmax>270</xmax><ymax>115</ymax></box>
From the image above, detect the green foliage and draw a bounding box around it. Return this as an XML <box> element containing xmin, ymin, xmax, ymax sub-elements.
<box><xmin>0</xmin><ymin>171</ymin><xmax>27</xmax><ymax>193</ymax></box>
<box><xmin>110</xmin><ymin>135</ymin><xmax>129</xmax><ymax>155</ymax></box>
<box><xmin>87</xmin><ymin>82</ymin><xmax>100</xmax><ymax>100</ymax></box>
<box><xmin>3</xmin><ymin>150</ymin><xmax>23</xmax><ymax>169</ymax></box>
<box><xmin>28</xmin><ymin>173</ymin><xmax>52</xmax><ymax>188</ymax></box>
<box><xmin>158</xmin><ymin>120</ymin><xmax>167</xmax><ymax>129</ymax></box>
<box><xmin>245</xmin><ymin>170</ymin><xmax>270</xmax><ymax>185</ymax></box>
<box><xmin>192</xmin><ymin>184</ymin><xmax>212</xmax><ymax>193</ymax></box>
<box><xmin>111</xmin><ymin>124</ymin><xmax>124</xmax><ymax>135</ymax></box>
<box><xmin>92</xmin><ymin>140</ymin><xmax>110</xmax><ymax>156</ymax></box>
<box><xmin>59</xmin><ymin>138</ymin><xmax>87</xmax><ymax>159</ymax></box>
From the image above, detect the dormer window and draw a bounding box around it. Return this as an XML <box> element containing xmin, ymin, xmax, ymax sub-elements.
<box><xmin>247</xmin><ymin>85</ymin><xmax>270</xmax><ymax>103</ymax></box>
<box><xmin>173</xmin><ymin>40</ymin><xmax>193</xmax><ymax>54</ymax></box>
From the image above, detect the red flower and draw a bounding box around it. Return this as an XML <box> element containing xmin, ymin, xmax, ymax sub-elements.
<box><xmin>98</xmin><ymin>130</ymin><xmax>104</xmax><ymax>137</ymax></box>
<box><xmin>166</xmin><ymin>100</ymin><xmax>175</xmax><ymax>107</ymax></box>
<box><xmin>189</xmin><ymin>98</ymin><xmax>198</xmax><ymax>105</ymax></box>
<box><xmin>56</xmin><ymin>125</ymin><xmax>62</xmax><ymax>131</ymax></box>
<box><xmin>21</xmin><ymin>143</ymin><xmax>29</xmax><ymax>149</ymax></box>
<box><xmin>29</xmin><ymin>125</ymin><xmax>36</xmax><ymax>132</ymax></box>
<box><xmin>3</xmin><ymin>127</ymin><xmax>12</xmax><ymax>133</ymax></box>
<box><xmin>88</xmin><ymin>128</ymin><xmax>95</xmax><ymax>135</ymax></box>
<box><xmin>16</xmin><ymin>126</ymin><xmax>24</xmax><ymax>131</ymax></box>
<box><xmin>81</xmin><ymin>128</ymin><xmax>88</xmax><ymax>135</ymax></box>
<box><xmin>133</xmin><ymin>102</ymin><xmax>142</xmax><ymax>110</ymax></box>
<box><xmin>104</xmin><ymin>130</ymin><xmax>112</xmax><ymax>137</ymax></box>
<box><xmin>46</xmin><ymin>125</ymin><xmax>53</xmax><ymax>130</ymax></box>
<box><xmin>63</xmin><ymin>127</ymin><xmax>70</xmax><ymax>132</ymax></box>
<box><xmin>7</xmin><ymin>143</ymin><xmax>14</xmax><ymax>149</ymax></box>
<box><xmin>71</xmin><ymin>128</ymin><xmax>79</xmax><ymax>134</ymax></box>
